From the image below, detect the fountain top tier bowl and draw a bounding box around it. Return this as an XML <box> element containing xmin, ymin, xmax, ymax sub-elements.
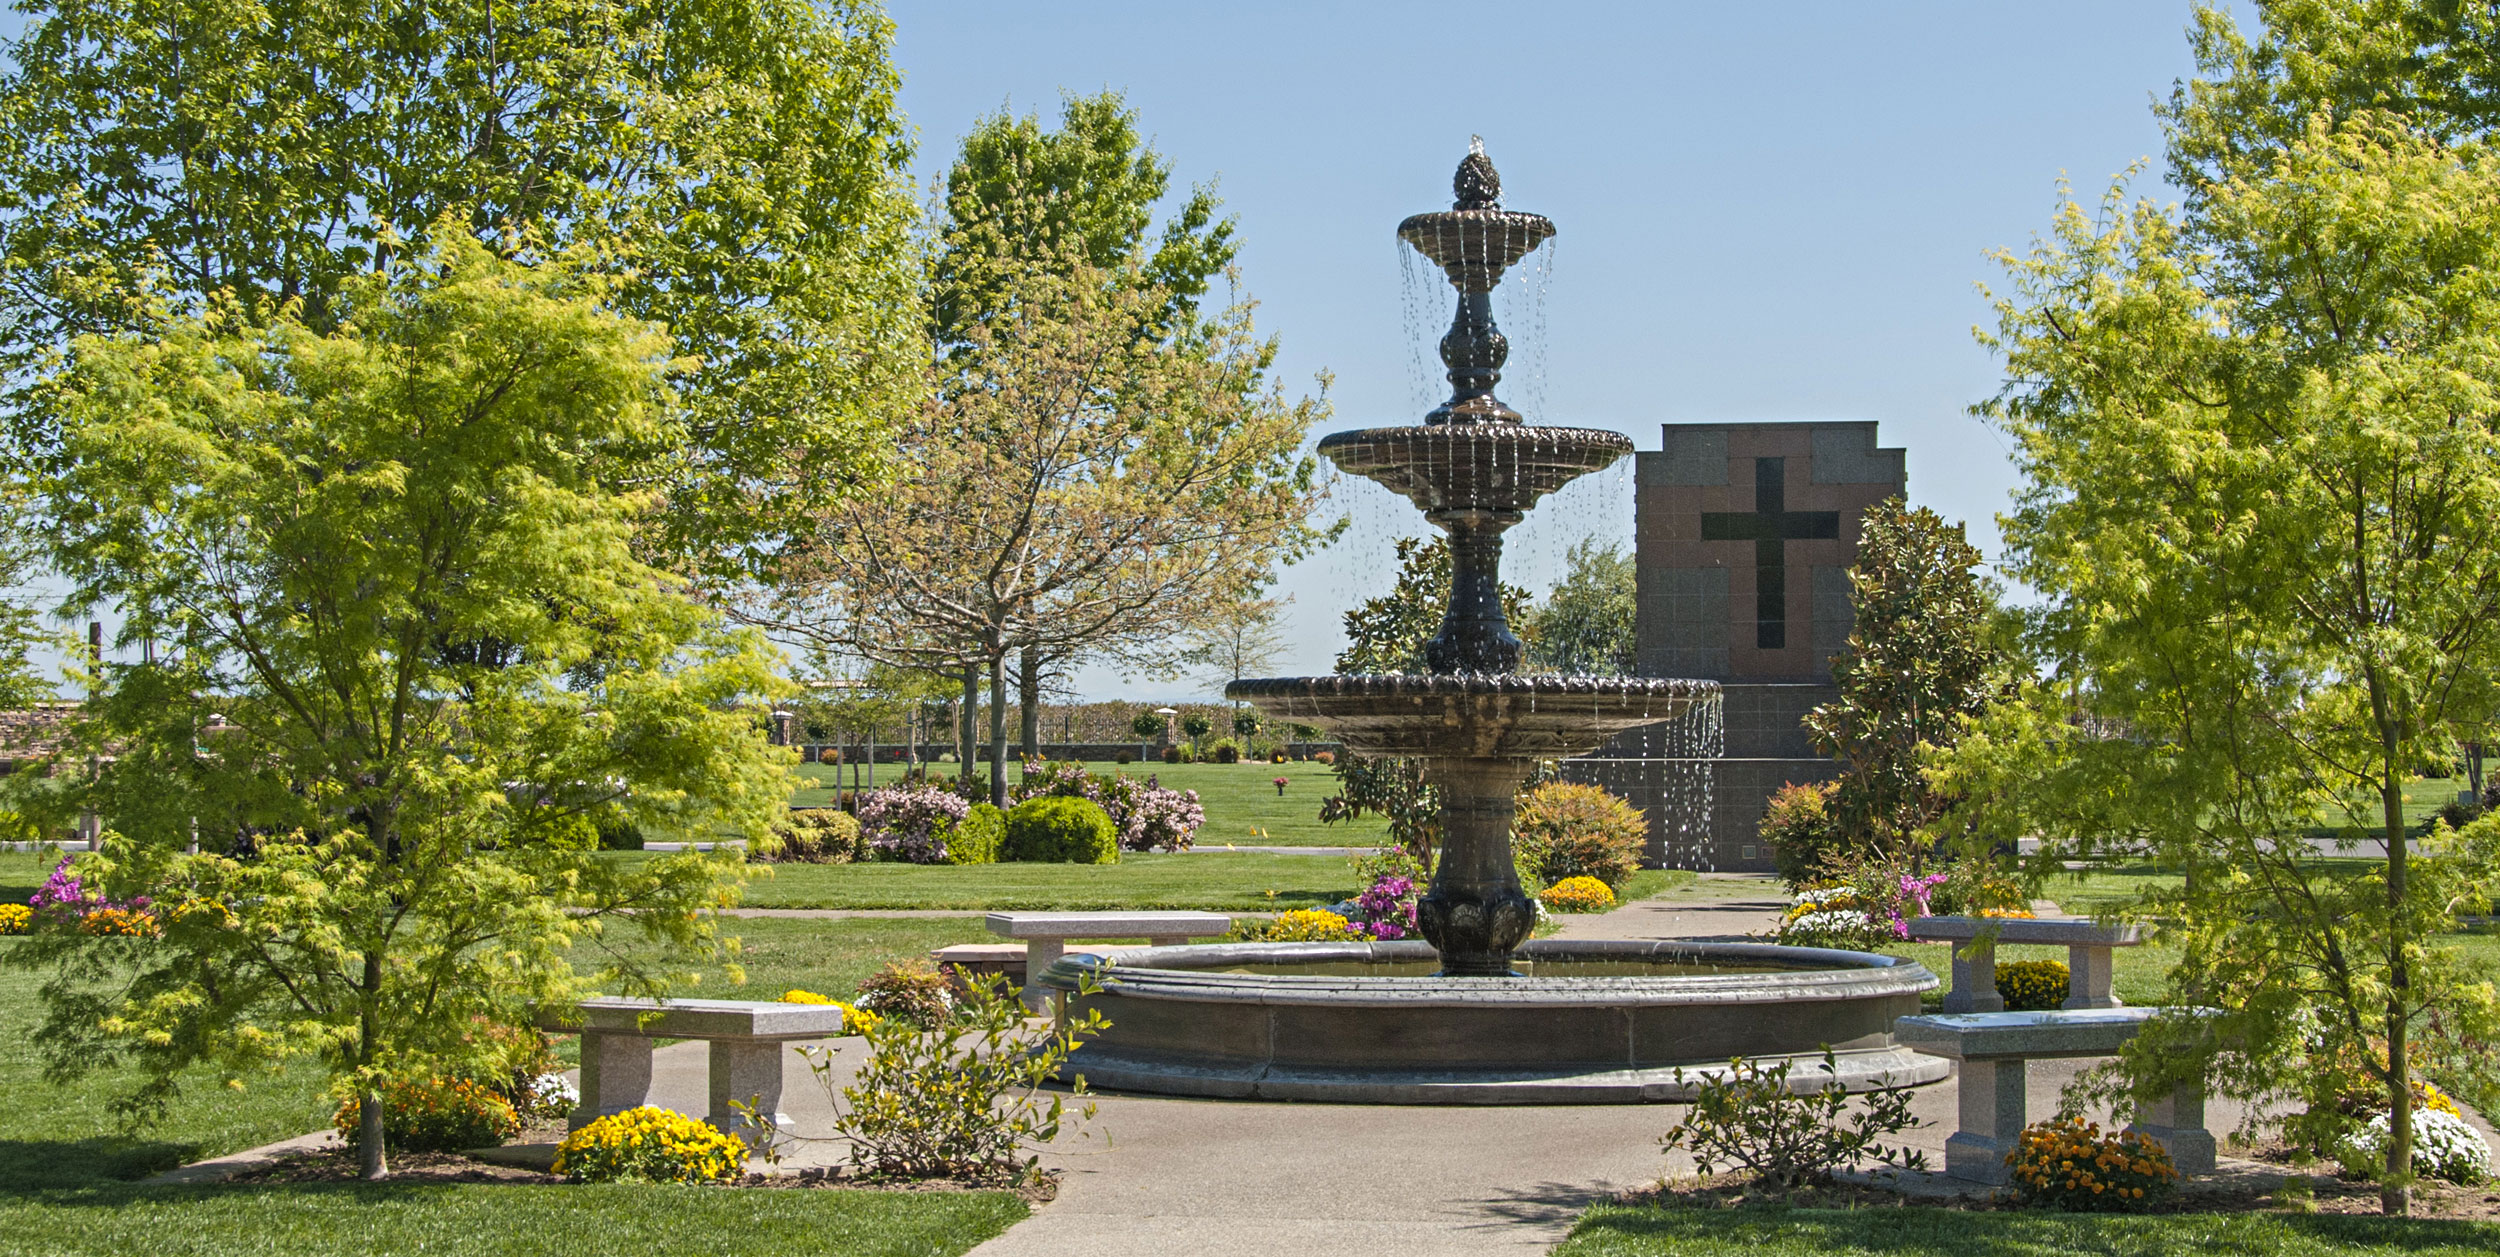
<box><xmin>1396</xmin><ymin>140</ymin><xmax>1554</xmax><ymax>295</ymax></box>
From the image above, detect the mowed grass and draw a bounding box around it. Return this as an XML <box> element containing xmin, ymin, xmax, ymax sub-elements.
<box><xmin>0</xmin><ymin>940</ymin><xmax>335</xmax><ymax>1188</ymax></box>
<box><xmin>724</xmin><ymin>854</ymin><xmax>1695</xmax><ymax>914</ymax></box>
<box><xmin>0</xmin><ymin>1180</ymin><xmax>1024</xmax><ymax>1257</ymax></box>
<box><xmin>726</xmin><ymin>851</ymin><xmax>1361</xmax><ymax>912</ymax></box>
<box><xmin>0</xmin><ymin>922</ymin><xmax>1023</xmax><ymax>1257</ymax></box>
<box><xmin>1556</xmin><ymin>1203</ymin><xmax>2500</xmax><ymax>1257</ymax></box>
<box><xmin>784</xmin><ymin>758</ymin><xmax>1390</xmax><ymax>848</ymax></box>
<box><xmin>576</xmin><ymin>915</ymin><xmax>998</xmax><ymax>999</ymax></box>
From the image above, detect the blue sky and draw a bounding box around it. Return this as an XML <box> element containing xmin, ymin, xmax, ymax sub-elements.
<box><xmin>886</xmin><ymin>0</ymin><xmax>2227</xmax><ymax>698</ymax></box>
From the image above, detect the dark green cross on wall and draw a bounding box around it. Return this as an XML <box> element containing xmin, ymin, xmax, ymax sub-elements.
<box><xmin>1699</xmin><ymin>457</ymin><xmax>1838</xmax><ymax>650</ymax></box>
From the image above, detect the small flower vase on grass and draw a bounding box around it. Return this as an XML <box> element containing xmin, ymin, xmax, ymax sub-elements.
<box><xmin>1273</xmin><ymin>776</ymin><xmax>1289</xmax><ymax>796</ymax></box>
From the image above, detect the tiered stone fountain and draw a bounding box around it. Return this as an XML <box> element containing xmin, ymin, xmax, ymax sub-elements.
<box><xmin>1042</xmin><ymin>143</ymin><xmax>1943</xmax><ymax>1103</ymax></box>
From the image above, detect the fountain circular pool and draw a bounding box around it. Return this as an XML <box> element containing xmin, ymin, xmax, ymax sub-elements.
<box><xmin>1041</xmin><ymin>939</ymin><xmax>1948</xmax><ymax>1105</ymax></box>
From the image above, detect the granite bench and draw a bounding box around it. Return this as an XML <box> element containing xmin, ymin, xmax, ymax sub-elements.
<box><xmin>547</xmin><ymin>997</ymin><xmax>851</xmax><ymax>1148</ymax></box>
<box><xmin>1895</xmin><ymin>1008</ymin><xmax>2215</xmax><ymax>1185</ymax></box>
<box><xmin>1903</xmin><ymin>916</ymin><xmax>2145</xmax><ymax>1012</ymax></box>
<box><xmin>985</xmin><ymin>911</ymin><xmax>1233</xmax><ymax>1008</ymax></box>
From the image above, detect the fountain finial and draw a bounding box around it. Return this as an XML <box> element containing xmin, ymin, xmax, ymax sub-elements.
<box><xmin>1454</xmin><ymin>136</ymin><xmax>1501</xmax><ymax>210</ymax></box>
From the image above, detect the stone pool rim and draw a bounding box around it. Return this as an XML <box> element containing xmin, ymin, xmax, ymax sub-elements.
<box><xmin>1038</xmin><ymin>938</ymin><xmax>1950</xmax><ymax>1105</ymax></box>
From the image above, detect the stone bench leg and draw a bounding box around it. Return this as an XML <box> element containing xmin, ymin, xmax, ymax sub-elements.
<box><xmin>707</xmin><ymin>1038</ymin><xmax>788</xmax><ymax>1151</ymax></box>
<box><xmin>1945</xmin><ymin>1057</ymin><xmax>2025</xmax><ymax>1185</ymax></box>
<box><xmin>573</xmin><ymin>1031</ymin><xmax>655</xmax><ymax>1132</ymax></box>
<box><xmin>2127</xmin><ymin>1077</ymin><xmax>2216</xmax><ymax>1174</ymax></box>
<box><xmin>1021</xmin><ymin>939</ymin><xmax>1065</xmax><ymax>1012</ymax></box>
<box><xmin>2063</xmin><ymin>943</ymin><xmax>2123</xmax><ymax>1010</ymax></box>
<box><xmin>1944</xmin><ymin>938</ymin><xmax>2004</xmax><ymax>1014</ymax></box>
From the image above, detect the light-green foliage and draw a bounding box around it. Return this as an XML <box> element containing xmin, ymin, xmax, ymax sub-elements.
<box><xmin>1951</xmin><ymin>20</ymin><xmax>2500</xmax><ymax>1207</ymax></box>
<box><xmin>948</xmin><ymin>803</ymin><xmax>1004</xmax><ymax>866</ymax></box>
<box><xmin>1525</xmin><ymin>538</ymin><xmax>1636</xmax><ymax>676</ymax></box>
<box><xmin>10</xmin><ymin>225</ymin><xmax>789</xmax><ymax>1176</ymax></box>
<box><xmin>1001</xmin><ymin>798</ymin><xmax>1117</xmax><ymax>865</ymax></box>
<box><xmin>0</xmin><ymin>0</ymin><xmax>923</xmax><ymax>574</ymax></box>
<box><xmin>799</xmin><ymin>968</ymin><xmax>1102</xmax><ymax>1184</ymax></box>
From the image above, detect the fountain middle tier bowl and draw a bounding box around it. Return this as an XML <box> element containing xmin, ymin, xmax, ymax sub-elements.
<box><xmin>1043</xmin><ymin>939</ymin><xmax>1948</xmax><ymax>1105</ymax></box>
<box><xmin>1224</xmin><ymin>673</ymin><xmax>1717</xmax><ymax>761</ymax></box>
<box><xmin>1317</xmin><ymin>424</ymin><xmax>1633</xmax><ymax>513</ymax></box>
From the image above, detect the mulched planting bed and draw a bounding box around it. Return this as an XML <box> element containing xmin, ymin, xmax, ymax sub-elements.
<box><xmin>222</xmin><ymin>1146</ymin><xmax>1059</xmax><ymax>1203</ymax></box>
<box><xmin>1623</xmin><ymin>1169</ymin><xmax>2500</xmax><ymax>1222</ymax></box>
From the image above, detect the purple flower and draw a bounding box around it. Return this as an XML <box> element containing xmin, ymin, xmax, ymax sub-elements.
<box><xmin>28</xmin><ymin>856</ymin><xmax>149</xmax><ymax>923</ymax></box>
<box><xmin>857</xmin><ymin>784</ymin><xmax>969</xmax><ymax>864</ymax></box>
<box><xmin>1349</xmin><ymin>872</ymin><xmax>1420</xmax><ymax>940</ymax></box>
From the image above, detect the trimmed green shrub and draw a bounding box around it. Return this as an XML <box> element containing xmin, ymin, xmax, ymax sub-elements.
<box><xmin>1512</xmin><ymin>781</ymin><xmax>1646</xmax><ymax>888</ymax></box>
<box><xmin>1002</xmin><ymin>797</ymin><xmax>1118</xmax><ymax>864</ymax></box>
<box><xmin>947</xmin><ymin>803</ymin><xmax>1004</xmax><ymax>865</ymax></box>
<box><xmin>764</xmin><ymin>808</ymin><xmax>859</xmax><ymax>863</ymax></box>
<box><xmin>1760</xmin><ymin>779</ymin><xmax>1841</xmax><ymax>886</ymax></box>
<box><xmin>1208</xmin><ymin>737</ymin><xmax>1241</xmax><ymax>763</ymax></box>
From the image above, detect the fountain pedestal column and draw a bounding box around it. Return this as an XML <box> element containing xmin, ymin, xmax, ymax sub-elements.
<box><xmin>1417</xmin><ymin>757</ymin><xmax>1537</xmax><ymax>976</ymax></box>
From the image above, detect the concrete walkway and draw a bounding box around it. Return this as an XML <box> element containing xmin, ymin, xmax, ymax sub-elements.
<box><xmin>1548</xmin><ymin>872</ymin><xmax>1786</xmax><ymax>942</ymax></box>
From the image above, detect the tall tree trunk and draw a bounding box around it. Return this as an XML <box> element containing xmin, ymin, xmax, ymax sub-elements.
<box><xmin>1018</xmin><ymin>644</ymin><xmax>1042</xmax><ymax>760</ymax></box>
<box><xmin>988</xmin><ymin>654</ymin><xmax>1009</xmax><ymax>808</ymax></box>
<box><xmin>958</xmin><ymin>666</ymin><xmax>978</xmax><ymax>790</ymax></box>
<box><xmin>866</xmin><ymin>724</ymin><xmax>876</xmax><ymax>793</ymax></box>
<box><xmin>357</xmin><ymin>952</ymin><xmax>387</xmax><ymax>1180</ymax></box>
<box><xmin>2383</xmin><ymin>745</ymin><xmax>2414</xmax><ymax>1216</ymax></box>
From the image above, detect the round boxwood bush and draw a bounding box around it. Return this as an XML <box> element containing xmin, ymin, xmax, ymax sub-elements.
<box><xmin>1002</xmin><ymin>796</ymin><xmax>1118</xmax><ymax>864</ymax></box>
<box><xmin>947</xmin><ymin>803</ymin><xmax>1005</xmax><ymax>866</ymax></box>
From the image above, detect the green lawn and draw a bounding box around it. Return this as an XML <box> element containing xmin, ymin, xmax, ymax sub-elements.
<box><xmin>724</xmin><ymin>853</ymin><xmax>1694</xmax><ymax>914</ymax></box>
<box><xmin>1557</xmin><ymin>1203</ymin><xmax>2499</xmax><ymax>1256</ymax></box>
<box><xmin>0</xmin><ymin>1181</ymin><xmax>1025</xmax><ymax>1257</ymax></box>
<box><xmin>0</xmin><ymin>921</ymin><xmax>1023</xmax><ymax>1256</ymax></box>
<box><xmin>582</xmin><ymin>915</ymin><xmax>998</xmax><ymax>999</ymax></box>
<box><xmin>787</xmin><ymin>759</ymin><xmax>1390</xmax><ymax>847</ymax></box>
<box><xmin>728</xmin><ymin>851</ymin><xmax>1362</xmax><ymax>911</ymax></box>
<box><xmin>0</xmin><ymin>940</ymin><xmax>335</xmax><ymax>1188</ymax></box>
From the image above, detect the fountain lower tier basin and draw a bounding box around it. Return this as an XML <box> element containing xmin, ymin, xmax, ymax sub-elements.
<box><xmin>1223</xmin><ymin>673</ymin><xmax>1717</xmax><ymax>761</ymax></box>
<box><xmin>1042</xmin><ymin>939</ymin><xmax>1947</xmax><ymax>1105</ymax></box>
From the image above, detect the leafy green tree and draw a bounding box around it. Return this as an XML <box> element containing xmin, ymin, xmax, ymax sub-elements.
<box><xmin>2163</xmin><ymin>0</ymin><xmax>2500</xmax><ymax>190</ymax></box>
<box><xmin>932</xmin><ymin>92</ymin><xmax>1235</xmax><ymax>345</ymax></box>
<box><xmin>1319</xmin><ymin>538</ymin><xmax>1533</xmax><ymax>865</ymax></box>
<box><xmin>0</xmin><ymin>0</ymin><xmax>923</xmax><ymax>572</ymax></box>
<box><xmin>1950</xmin><ymin>87</ymin><xmax>2500</xmax><ymax>1212</ymax></box>
<box><xmin>1336</xmin><ymin>537</ymin><xmax>1531</xmax><ymax>675</ymax></box>
<box><xmin>771</xmin><ymin>231</ymin><xmax>1326</xmax><ymax>806</ymax></box>
<box><xmin>1524</xmin><ymin>538</ymin><xmax>1636</xmax><ymax>676</ymax></box>
<box><xmin>12</xmin><ymin>224</ymin><xmax>788</xmax><ymax>1180</ymax></box>
<box><xmin>1800</xmin><ymin>500</ymin><xmax>2008</xmax><ymax>867</ymax></box>
<box><xmin>0</xmin><ymin>487</ymin><xmax>56</xmax><ymax>710</ymax></box>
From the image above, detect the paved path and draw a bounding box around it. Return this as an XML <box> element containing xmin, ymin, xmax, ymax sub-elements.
<box><xmin>1548</xmin><ymin>872</ymin><xmax>1785</xmax><ymax>942</ymax></box>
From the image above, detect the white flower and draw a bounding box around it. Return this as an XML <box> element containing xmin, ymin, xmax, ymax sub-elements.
<box><xmin>2348</xmin><ymin>1109</ymin><xmax>2492</xmax><ymax>1185</ymax></box>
